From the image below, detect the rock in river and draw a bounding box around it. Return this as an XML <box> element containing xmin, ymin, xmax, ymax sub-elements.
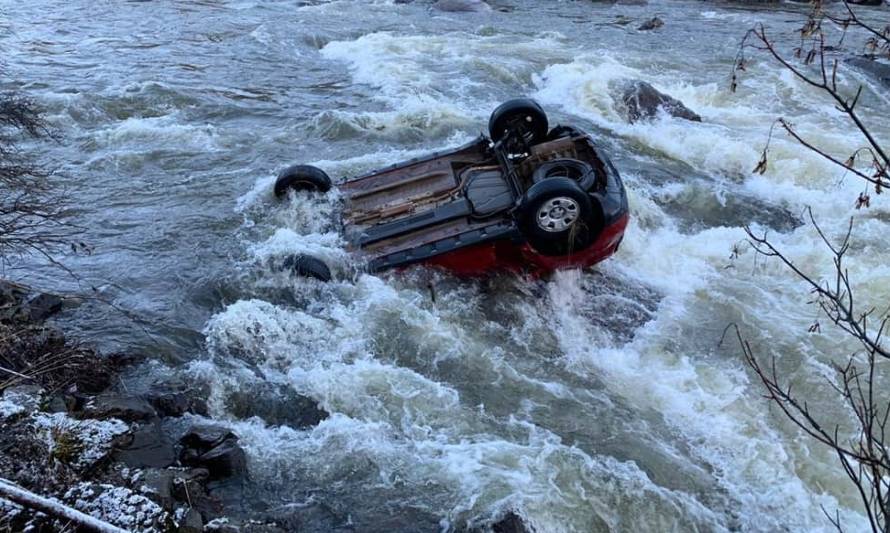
<box><xmin>637</xmin><ymin>16</ymin><xmax>664</xmax><ymax>31</ymax></box>
<box><xmin>846</xmin><ymin>56</ymin><xmax>890</xmax><ymax>89</ymax></box>
<box><xmin>79</xmin><ymin>393</ymin><xmax>158</xmax><ymax>422</ymax></box>
<box><xmin>433</xmin><ymin>0</ymin><xmax>492</xmax><ymax>12</ymax></box>
<box><xmin>179</xmin><ymin>424</ymin><xmax>247</xmax><ymax>480</ymax></box>
<box><xmin>613</xmin><ymin>79</ymin><xmax>702</xmax><ymax>124</ymax></box>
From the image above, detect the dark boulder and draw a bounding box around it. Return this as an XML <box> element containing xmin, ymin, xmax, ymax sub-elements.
<box><xmin>178</xmin><ymin>509</ymin><xmax>204</xmax><ymax>533</ymax></box>
<box><xmin>845</xmin><ymin>56</ymin><xmax>890</xmax><ymax>88</ymax></box>
<box><xmin>225</xmin><ymin>387</ymin><xmax>328</xmax><ymax>429</ymax></box>
<box><xmin>492</xmin><ymin>513</ymin><xmax>533</xmax><ymax>533</ymax></box>
<box><xmin>198</xmin><ymin>438</ymin><xmax>246</xmax><ymax>479</ymax></box>
<box><xmin>433</xmin><ymin>0</ymin><xmax>492</xmax><ymax>12</ymax></box>
<box><xmin>170</xmin><ymin>468</ymin><xmax>210</xmax><ymax>503</ymax></box>
<box><xmin>637</xmin><ymin>17</ymin><xmax>664</xmax><ymax>31</ymax></box>
<box><xmin>466</xmin><ymin>511</ymin><xmax>534</xmax><ymax>533</ymax></box>
<box><xmin>80</xmin><ymin>394</ymin><xmax>157</xmax><ymax>422</ymax></box>
<box><xmin>146</xmin><ymin>378</ymin><xmax>209</xmax><ymax>417</ymax></box>
<box><xmin>27</xmin><ymin>293</ymin><xmax>63</xmax><ymax>321</ymax></box>
<box><xmin>613</xmin><ymin>79</ymin><xmax>702</xmax><ymax>124</ymax></box>
<box><xmin>115</xmin><ymin>423</ymin><xmax>177</xmax><ymax>468</ymax></box>
<box><xmin>178</xmin><ymin>424</ymin><xmax>247</xmax><ymax>480</ymax></box>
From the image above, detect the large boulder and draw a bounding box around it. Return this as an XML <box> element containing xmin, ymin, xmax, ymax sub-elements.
<box><xmin>178</xmin><ymin>424</ymin><xmax>247</xmax><ymax>480</ymax></box>
<box><xmin>145</xmin><ymin>378</ymin><xmax>209</xmax><ymax>417</ymax></box>
<box><xmin>433</xmin><ymin>0</ymin><xmax>492</xmax><ymax>12</ymax></box>
<box><xmin>225</xmin><ymin>386</ymin><xmax>328</xmax><ymax>429</ymax></box>
<box><xmin>613</xmin><ymin>79</ymin><xmax>702</xmax><ymax>124</ymax></box>
<box><xmin>80</xmin><ymin>394</ymin><xmax>157</xmax><ymax>422</ymax></box>
<box><xmin>114</xmin><ymin>422</ymin><xmax>177</xmax><ymax>468</ymax></box>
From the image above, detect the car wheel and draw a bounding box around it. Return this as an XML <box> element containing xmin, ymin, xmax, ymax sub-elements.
<box><xmin>518</xmin><ymin>177</ymin><xmax>603</xmax><ymax>257</ymax></box>
<box><xmin>274</xmin><ymin>165</ymin><xmax>332</xmax><ymax>198</ymax></box>
<box><xmin>488</xmin><ymin>98</ymin><xmax>549</xmax><ymax>145</ymax></box>
<box><xmin>531</xmin><ymin>158</ymin><xmax>596</xmax><ymax>191</ymax></box>
<box><xmin>282</xmin><ymin>254</ymin><xmax>332</xmax><ymax>282</ymax></box>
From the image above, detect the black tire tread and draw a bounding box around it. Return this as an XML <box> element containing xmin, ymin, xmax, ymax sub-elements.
<box><xmin>274</xmin><ymin>165</ymin><xmax>332</xmax><ymax>197</ymax></box>
<box><xmin>283</xmin><ymin>254</ymin><xmax>332</xmax><ymax>282</ymax></box>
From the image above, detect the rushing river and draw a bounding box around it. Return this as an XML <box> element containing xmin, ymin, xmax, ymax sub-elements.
<box><xmin>3</xmin><ymin>0</ymin><xmax>890</xmax><ymax>531</ymax></box>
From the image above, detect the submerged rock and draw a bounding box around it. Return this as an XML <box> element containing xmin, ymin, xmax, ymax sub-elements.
<box><xmin>433</xmin><ymin>0</ymin><xmax>492</xmax><ymax>12</ymax></box>
<box><xmin>637</xmin><ymin>16</ymin><xmax>664</xmax><ymax>31</ymax></box>
<box><xmin>845</xmin><ymin>56</ymin><xmax>890</xmax><ymax>88</ymax></box>
<box><xmin>225</xmin><ymin>386</ymin><xmax>328</xmax><ymax>429</ymax></box>
<box><xmin>613</xmin><ymin>79</ymin><xmax>702</xmax><ymax>124</ymax></box>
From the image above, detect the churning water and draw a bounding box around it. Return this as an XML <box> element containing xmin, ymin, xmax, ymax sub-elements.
<box><xmin>2</xmin><ymin>0</ymin><xmax>889</xmax><ymax>530</ymax></box>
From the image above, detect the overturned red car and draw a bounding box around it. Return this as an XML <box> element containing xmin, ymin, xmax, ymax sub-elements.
<box><xmin>274</xmin><ymin>99</ymin><xmax>628</xmax><ymax>280</ymax></box>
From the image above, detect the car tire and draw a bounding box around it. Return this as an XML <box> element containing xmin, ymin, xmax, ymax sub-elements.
<box><xmin>488</xmin><ymin>98</ymin><xmax>549</xmax><ymax>145</ymax></box>
<box><xmin>274</xmin><ymin>165</ymin><xmax>332</xmax><ymax>198</ymax></box>
<box><xmin>283</xmin><ymin>254</ymin><xmax>332</xmax><ymax>282</ymax></box>
<box><xmin>531</xmin><ymin>158</ymin><xmax>596</xmax><ymax>191</ymax></box>
<box><xmin>517</xmin><ymin>177</ymin><xmax>603</xmax><ymax>257</ymax></box>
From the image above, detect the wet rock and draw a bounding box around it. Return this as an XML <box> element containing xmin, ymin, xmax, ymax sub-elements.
<box><xmin>80</xmin><ymin>394</ymin><xmax>157</xmax><ymax>422</ymax></box>
<box><xmin>141</xmin><ymin>468</ymin><xmax>178</xmax><ymax>509</ymax></box>
<box><xmin>845</xmin><ymin>56</ymin><xmax>890</xmax><ymax>88</ymax></box>
<box><xmin>199</xmin><ymin>439</ymin><xmax>247</xmax><ymax>479</ymax></box>
<box><xmin>263</xmin><ymin>500</ymin><xmax>351</xmax><ymax>532</ymax></box>
<box><xmin>637</xmin><ymin>16</ymin><xmax>664</xmax><ymax>31</ymax></box>
<box><xmin>466</xmin><ymin>511</ymin><xmax>534</xmax><ymax>533</ymax></box>
<box><xmin>178</xmin><ymin>508</ymin><xmax>204</xmax><ymax>533</ymax></box>
<box><xmin>146</xmin><ymin>379</ymin><xmax>209</xmax><ymax>417</ymax></box>
<box><xmin>27</xmin><ymin>293</ymin><xmax>63</xmax><ymax>321</ymax></box>
<box><xmin>433</xmin><ymin>0</ymin><xmax>492</xmax><ymax>12</ymax></box>
<box><xmin>170</xmin><ymin>467</ymin><xmax>210</xmax><ymax>503</ymax></box>
<box><xmin>115</xmin><ymin>422</ymin><xmax>177</xmax><ymax>468</ymax></box>
<box><xmin>179</xmin><ymin>424</ymin><xmax>247</xmax><ymax>480</ymax></box>
<box><xmin>657</xmin><ymin>179</ymin><xmax>802</xmax><ymax>233</ymax></box>
<box><xmin>226</xmin><ymin>387</ymin><xmax>328</xmax><ymax>429</ymax></box>
<box><xmin>492</xmin><ymin>513</ymin><xmax>532</xmax><ymax>533</ymax></box>
<box><xmin>614</xmin><ymin>80</ymin><xmax>701</xmax><ymax>124</ymax></box>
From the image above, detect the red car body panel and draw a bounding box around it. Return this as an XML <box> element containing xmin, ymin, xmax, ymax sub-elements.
<box><xmin>424</xmin><ymin>213</ymin><xmax>628</xmax><ymax>276</ymax></box>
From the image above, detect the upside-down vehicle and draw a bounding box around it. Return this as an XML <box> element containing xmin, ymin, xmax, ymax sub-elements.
<box><xmin>274</xmin><ymin>98</ymin><xmax>628</xmax><ymax>280</ymax></box>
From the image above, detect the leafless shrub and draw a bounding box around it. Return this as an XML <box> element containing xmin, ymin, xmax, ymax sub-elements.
<box><xmin>730</xmin><ymin>1</ymin><xmax>890</xmax><ymax>531</ymax></box>
<box><xmin>0</xmin><ymin>92</ymin><xmax>84</xmax><ymax>270</ymax></box>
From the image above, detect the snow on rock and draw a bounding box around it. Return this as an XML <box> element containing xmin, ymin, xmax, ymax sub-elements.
<box><xmin>32</xmin><ymin>412</ymin><xmax>129</xmax><ymax>470</ymax></box>
<box><xmin>0</xmin><ymin>398</ymin><xmax>25</xmax><ymax>421</ymax></box>
<box><xmin>64</xmin><ymin>482</ymin><xmax>167</xmax><ymax>532</ymax></box>
<box><xmin>0</xmin><ymin>387</ymin><xmax>41</xmax><ymax>422</ymax></box>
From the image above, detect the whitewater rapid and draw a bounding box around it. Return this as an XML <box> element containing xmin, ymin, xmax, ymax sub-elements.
<box><xmin>3</xmin><ymin>0</ymin><xmax>889</xmax><ymax>530</ymax></box>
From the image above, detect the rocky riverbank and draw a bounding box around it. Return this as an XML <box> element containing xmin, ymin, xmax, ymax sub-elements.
<box><xmin>0</xmin><ymin>281</ymin><xmax>327</xmax><ymax>532</ymax></box>
<box><xmin>0</xmin><ymin>283</ymin><xmax>534</xmax><ymax>532</ymax></box>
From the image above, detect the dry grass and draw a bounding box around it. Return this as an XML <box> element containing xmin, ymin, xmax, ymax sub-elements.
<box><xmin>0</xmin><ymin>323</ymin><xmax>111</xmax><ymax>394</ymax></box>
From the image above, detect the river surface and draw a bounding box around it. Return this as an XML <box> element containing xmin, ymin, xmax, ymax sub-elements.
<box><xmin>2</xmin><ymin>0</ymin><xmax>890</xmax><ymax>531</ymax></box>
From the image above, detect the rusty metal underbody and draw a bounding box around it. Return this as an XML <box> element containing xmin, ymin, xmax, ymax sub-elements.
<box><xmin>339</xmin><ymin>134</ymin><xmax>604</xmax><ymax>268</ymax></box>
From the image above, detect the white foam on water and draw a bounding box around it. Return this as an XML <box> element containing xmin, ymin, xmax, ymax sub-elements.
<box><xmin>217</xmin><ymin>11</ymin><xmax>890</xmax><ymax>530</ymax></box>
<box><xmin>89</xmin><ymin>114</ymin><xmax>219</xmax><ymax>152</ymax></box>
